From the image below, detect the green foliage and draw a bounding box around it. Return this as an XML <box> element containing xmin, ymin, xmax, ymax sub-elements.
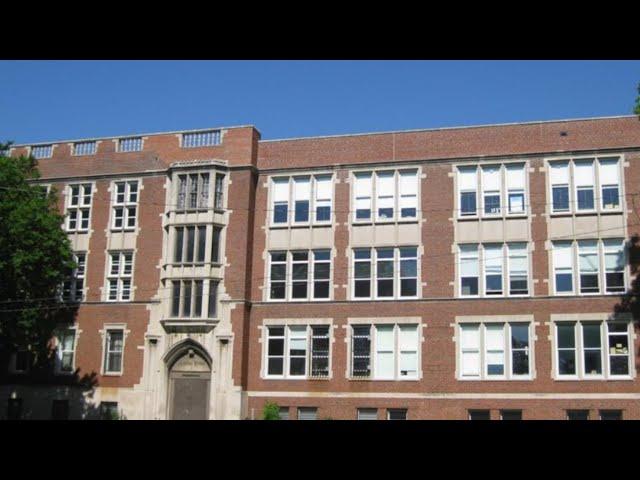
<box><xmin>262</xmin><ymin>401</ymin><xmax>281</xmax><ymax>420</ymax></box>
<box><xmin>635</xmin><ymin>83</ymin><xmax>640</xmax><ymax>116</ymax></box>
<box><xmin>0</xmin><ymin>142</ymin><xmax>76</xmax><ymax>366</ymax></box>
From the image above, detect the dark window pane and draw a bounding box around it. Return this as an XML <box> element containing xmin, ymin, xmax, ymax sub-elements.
<box><xmin>552</xmin><ymin>186</ymin><xmax>569</xmax><ymax>211</ymax></box>
<box><xmin>194</xmin><ymin>281</ymin><xmax>203</xmax><ymax>317</ymax></box>
<box><xmin>197</xmin><ymin>227</ymin><xmax>206</xmax><ymax>263</ymax></box>
<box><xmin>378</xmin><ymin>207</ymin><xmax>393</xmax><ymax>219</ymax></box>
<box><xmin>510</xmin><ymin>276</ymin><xmax>528</xmax><ymax>295</ymax></box>
<box><xmin>469</xmin><ymin>410</ymin><xmax>490</xmax><ymax>420</ymax></box>
<box><xmin>211</xmin><ymin>227</ymin><xmax>221</xmax><ymax>263</ymax></box>
<box><xmin>289</xmin><ymin>357</ymin><xmax>306</xmax><ymax>375</ymax></box>
<box><xmin>271</xmin><ymin>252</ymin><xmax>286</xmax><ymax>262</ymax></box>
<box><xmin>377</xmin><ymin>261</ymin><xmax>394</xmax><ymax>278</ymax></box>
<box><xmin>291</xmin><ymin>283</ymin><xmax>308</xmax><ymax>299</ymax></box>
<box><xmin>355</xmin><ymin>263</ymin><xmax>371</xmax><ymax>278</ymax></box>
<box><xmin>356</xmin><ymin>208</ymin><xmax>371</xmax><ymax>220</ymax></box>
<box><xmin>511</xmin><ymin>325</ymin><xmax>529</xmax><ymax>349</ymax></box>
<box><xmin>567</xmin><ymin>410</ymin><xmax>589</xmax><ymax>420</ymax></box>
<box><xmin>487</xmin><ymin>363</ymin><xmax>504</xmax><ymax>375</ymax></box>
<box><xmin>185</xmin><ymin>227</ymin><xmax>195</xmax><ymax>262</ymax></box>
<box><xmin>558</xmin><ymin>350</ymin><xmax>576</xmax><ymax>375</ymax></box>
<box><xmin>501</xmin><ymin>410</ymin><xmax>522</xmax><ymax>420</ymax></box>
<box><xmin>352</xmin><ymin>357</ymin><xmax>371</xmax><ymax>377</ymax></box>
<box><xmin>171</xmin><ymin>282</ymin><xmax>180</xmax><ymax>317</ymax></box>
<box><xmin>270</xmin><ymin>264</ymin><xmax>286</xmax><ymax>281</ymax></box>
<box><xmin>354</xmin><ymin>280</ymin><xmax>370</xmax><ymax>298</ymax></box>
<box><xmin>606</xmin><ymin>272</ymin><xmax>625</xmax><ymax>292</ymax></box>
<box><xmin>377</xmin><ymin>279</ymin><xmax>393</xmax><ymax>297</ymax></box>
<box><xmin>316</xmin><ymin>206</ymin><xmax>331</xmax><ymax>221</ymax></box>
<box><xmin>401</xmin><ymin>208</ymin><xmax>416</xmax><ymax>218</ymax></box>
<box><xmin>174</xmin><ymin>228</ymin><xmax>183</xmax><ymax>263</ymax></box>
<box><xmin>485</xmin><ymin>275</ymin><xmax>503</xmax><ymax>294</ymax></box>
<box><xmin>388</xmin><ymin>409</ymin><xmax>407</xmax><ymax>420</ymax></box>
<box><xmin>400</xmin><ymin>259</ymin><xmax>417</xmax><ymax>277</ymax></box>
<box><xmin>557</xmin><ymin>324</ymin><xmax>575</xmax><ymax>348</ymax></box>
<box><xmin>600</xmin><ymin>410</ymin><xmax>622</xmax><ymax>420</ymax></box>
<box><xmin>580</xmin><ymin>274</ymin><xmax>599</xmax><ymax>293</ymax></box>
<box><xmin>273</xmin><ymin>204</ymin><xmax>288</xmax><ymax>223</ymax></box>
<box><xmin>577</xmin><ymin>189</ymin><xmax>594</xmax><ymax>210</ymax></box>
<box><xmin>512</xmin><ymin>351</ymin><xmax>529</xmax><ymax>375</ymax></box>
<box><xmin>314</xmin><ymin>263</ymin><xmax>330</xmax><ymax>279</ymax></box>
<box><xmin>292</xmin><ymin>263</ymin><xmax>308</xmax><ymax>280</ymax></box>
<box><xmin>461</xmin><ymin>192</ymin><xmax>476</xmax><ymax>215</ymax></box>
<box><xmin>208</xmin><ymin>281</ymin><xmax>217</xmax><ymax>318</ymax></box>
<box><xmin>183</xmin><ymin>282</ymin><xmax>192</xmax><ymax>317</ymax></box>
<box><xmin>51</xmin><ymin>400</ymin><xmax>69</xmax><ymax>420</ymax></box>
<box><xmin>295</xmin><ymin>200</ymin><xmax>309</xmax><ymax>222</ymax></box>
<box><xmin>268</xmin><ymin>338</ymin><xmax>284</xmax><ymax>356</ymax></box>
<box><xmin>400</xmin><ymin>279</ymin><xmax>417</xmax><ymax>297</ymax></box>
<box><xmin>602</xmin><ymin>186</ymin><xmax>619</xmax><ymax>209</ymax></box>
<box><xmin>311</xmin><ymin>357</ymin><xmax>329</xmax><ymax>376</ymax></box>
<box><xmin>314</xmin><ymin>282</ymin><xmax>330</xmax><ymax>299</ymax></box>
<box><xmin>268</xmin><ymin>358</ymin><xmax>283</xmax><ymax>375</ymax></box>
<box><xmin>270</xmin><ymin>282</ymin><xmax>285</xmax><ymax>299</ymax></box>
<box><xmin>484</xmin><ymin>195</ymin><xmax>501</xmax><ymax>214</ymax></box>
<box><xmin>582</xmin><ymin>324</ymin><xmax>601</xmax><ymax>348</ymax></box>
<box><xmin>556</xmin><ymin>273</ymin><xmax>573</xmax><ymax>292</ymax></box>
<box><xmin>610</xmin><ymin>356</ymin><xmax>629</xmax><ymax>376</ymax></box>
<box><xmin>461</xmin><ymin>277</ymin><xmax>478</xmax><ymax>295</ymax></box>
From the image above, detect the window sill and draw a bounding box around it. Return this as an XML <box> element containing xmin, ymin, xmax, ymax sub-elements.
<box><xmin>269</xmin><ymin>223</ymin><xmax>333</xmax><ymax>229</ymax></box>
<box><xmin>553</xmin><ymin>376</ymin><xmax>633</xmax><ymax>381</ymax></box>
<box><xmin>457</xmin><ymin>377</ymin><xmax>533</xmax><ymax>381</ymax></box>
<box><xmin>110</xmin><ymin>228</ymin><xmax>136</xmax><ymax>233</ymax></box>
<box><xmin>352</xmin><ymin>219</ymin><xmax>419</xmax><ymax>226</ymax></box>
<box><xmin>103</xmin><ymin>372</ymin><xmax>123</xmax><ymax>377</ymax></box>
<box><xmin>263</xmin><ymin>376</ymin><xmax>331</xmax><ymax>381</ymax></box>
<box><xmin>348</xmin><ymin>377</ymin><xmax>420</xmax><ymax>382</ymax></box>
<box><xmin>457</xmin><ymin>214</ymin><xmax>528</xmax><ymax>221</ymax></box>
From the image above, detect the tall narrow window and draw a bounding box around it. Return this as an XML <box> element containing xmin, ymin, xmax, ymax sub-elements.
<box><xmin>188</xmin><ymin>174</ymin><xmax>198</xmax><ymax>209</ymax></box>
<box><xmin>211</xmin><ymin>227</ymin><xmax>221</xmax><ymax>263</ymax></box>
<box><xmin>266</xmin><ymin>326</ymin><xmax>285</xmax><ymax>376</ymax></box>
<box><xmin>198</xmin><ymin>174</ymin><xmax>209</xmax><ymax>208</ymax></box>
<box><xmin>311</xmin><ymin>326</ymin><xmax>330</xmax><ymax>377</ymax></box>
<box><xmin>484</xmin><ymin>244</ymin><xmax>504</xmax><ymax>295</ymax></box>
<box><xmin>574</xmin><ymin>160</ymin><xmax>595</xmax><ymax>211</ymax></box>
<box><xmin>399</xmin><ymin>247</ymin><xmax>418</xmax><ymax>297</ymax></box>
<box><xmin>272</xmin><ymin>178</ymin><xmax>289</xmax><ymax>224</ymax></box>
<box><xmin>288</xmin><ymin>326</ymin><xmax>307</xmax><ymax>376</ymax></box>
<box><xmin>293</xmin><ymin>177</ymin><xmax>310</xmax><ymax>223</ymax></box>
<box><xmin>510</xmin><ymin>323</ymin><xmax>530</xmax><ymax>376</ymax></box>
<box><xmin>62</xmin><ymin>252</ymin><xmax>86</xmax><ymax>302</ymax></box>
<box><xmin>399</xmin><ymin>170</ymin><xmax>418</xmax><ymax>218</ymax></box>
<box><xmin>578</xmin><ymin>240</ymin><xmax>599</xmax><ymax>293</ymax></box>
<box><xmin>104</xmin><ymin>329</ymin><xmax>124</xmax><ymax>374</ymax></box>
<box><xmin>599</xmin><ymin>158</ymin><xmax>620</xmax><ymax>210</ymax></box>
<box><xmin>582</xmin><ymin>322</ymin><xmax>602</xmax><ymax>376</ymax></box>
<box><xmin>354</xmin><ymin>172</ymin><xmax>372</xmax><ymax>220</ymax></box>
<box><xmin>66</xmin><ymin>183</ymin><xmax>92</xmax><ymax>232</ymax></box>
<box><xmin>312</xmin><ymin>250</ymin><xmax>330</xmax><ymax>299</ymax></box>
<box><xmin>376</xmin><ymin>248</ymin><xmax>394</xmax><ymax>298</ymax></box>
<box><xmin>485</xmin><ymin>324</ymin><xmax>505</xmax><ymax>376</ymax></box>
<box><xmin>460</xmin><ymin>324</ymin><xmax>481</xmax><ymax>378</ymax></box>
<box><xmin>553</xmin><ymin>241</ymin><xmax>574</xmax><ymax>294</ymax></box>
<box><xmin>506</xmin><ymin>164</ymin><xmax>525</xmax><ymax>214</ymax></box>
<box><xmin>112</xmin><ymin>180</ymin><xmax>139</xmax><ymax>230</ymax></box>
<box><xmin>351</xmin><ymin>325</ymin><xmax>371</xmax><ymax>377</ymax></box>
<box><xmin>269</xmin><ymin>252</ymin><xmax>287</xmax><ymax>300</ymax></box>
<box><xmin>374</xmin><ymin>325</ymin><xmax>395</xmax><ymax>379</ymax></box>
<box><xmin>604</xmin><ymin>239</ymin><xmax>625</xmax><ymax>293</ymax></box>
<box><xmin>291</xmin><ymin>252</ymin><xmax>309</xmax><ymax>299</ymax></box>
<box><xmin>107</xmin><ymin>252</ymin><xmax>133</xmax><ymax>301</ymax></box>
<box><xmin>55</xmin><ymin>328</ymin><xmax>76</xmax><ymax>374</ymax></box>
<box><xmin>482</xmin><ymin>165</ymin><xmax>501</xmax><ymax>215</ymax></box>
<box><xmin>207</xmin><ymin>280</ymin><xmax>218</xmax><ymax>318</ymax></box>
<box><xmin>460</xmin><ymin>245</ymin><xmax>479</xmax><ymax>296</ymax></box>
<box><xmin>376</xmin><ymin>171</ymin><xmax>395</xmax><ymax>220</ymax></box>
<box><xmin>214</xmin><ymin>173</ymin><xmax>225</xmax><ymax>209</ymax></box>
<box><xmin>550</xmin><ymin>162</ymin><xmax>570</xmax><ymax>212</ymax></box>
<box><xmin>177</xmin><ymin>175</ymin><xmax>187</xmax><ymax>210</ymax></box>
<box><xmin>458</xmin><ymin>167</ymin><xmax>477</xmax><ymax>216</ymax></box>
<box><xmin>353</xmin><ymin>249</ymin><xmax>372</xmax><ymax>298</ymax></box>
<box><xmin>556</xmin><ymin>322</ymin><xmax>577</xmax><ymax>376</ymax></box>
<box><xmin>197</xmin><ymin>226</ymin><xmax>207</xmax><ymax>263</ymax></box>
<box><xmin>507</xmin><ymin>243</ymin><xmax>528</xmax><ymax>295</ymax></box>
<box><xmin>314</xmin><ymin>175</ymin><xmax>332</xmax><ymax>222</ymax></box>
<box><xmin>171</xmin><ymin>281</ymin><xmax>180</xmax><ymax>317</ymax></box>
<box><xmin>174</xmin><ymin>227</ymin><xmax>184</xmax><ymax>263</ymax></box>
<box><xmin>398</xmin><ymin>325</ymin><xmax>418</xmax><ymax>378</ymax></box>
<box><xmin>607</xmin><ymin>322</ymin><xmax>629</xmax><ymax>376</ymax></box>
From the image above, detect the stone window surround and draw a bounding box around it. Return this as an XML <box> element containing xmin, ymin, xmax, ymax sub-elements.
<box><xmin>104</xmin><ymin>250</ymin><xmax>136</xmax><ymax>302</ymax></box>
<box><xmin>108</xmin><ymin>178</ymin><xmax>143</xmax><ymax>232</ymax></box>
<box><xmin>53</xmin><ymin>324</ymin><xmax>81</xmax><ymax>376</ymax></box>
<box><xmin>64</xmin><ymin>181</ymin><xmax>96</xmax><ymax>233</ymax></box>
<box><xmin>265</xmin><ymin>249</ymin><xmax>334</xmax><ymax>303</ymax></box>
<box><xmin>99</xmin><ymin>323</ymin><xmax>130</xmax><ymax>377</ymax></box>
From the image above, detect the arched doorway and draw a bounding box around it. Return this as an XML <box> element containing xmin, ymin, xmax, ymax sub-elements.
<box><xmin>166</xmin><ymin>343</ymin><xmax>211</xmax><ymax>420</ymax></box>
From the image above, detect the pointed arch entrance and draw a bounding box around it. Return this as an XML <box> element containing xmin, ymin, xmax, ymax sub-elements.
<box><xmin>165</xmin><ymin>340</ymin><xmax>212</xmax><ymax>420</ymax></box>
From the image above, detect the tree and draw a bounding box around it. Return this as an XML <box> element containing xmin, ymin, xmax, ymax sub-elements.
<box><xmin>635</xmin><ymin>82</ymin><xmax>640</xmax><ymax>116</ymax></box>
<box><xmin>262</xmin><ymin>401</ymin><xmax>281</xmax><ymax>420</ymax></box>
<box><xmin>0</xmin><ymin>142</ymin><xmax>76</xmax><ymax>372</ymax></box>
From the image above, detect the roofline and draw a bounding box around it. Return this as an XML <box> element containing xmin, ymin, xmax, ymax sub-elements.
<box><xmin>259</xmin><ymin>114</ymin><xmax>639</xmax><ymax>143</ymax></box>
<box><xmin>10</xmin><ymin>124</ymin><xmax>260</xmax><ymax>148</ymax></box>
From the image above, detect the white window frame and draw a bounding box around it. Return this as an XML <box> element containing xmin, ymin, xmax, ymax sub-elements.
<box><xmin>352</xmin><ymin>169</ymin><xmax>419</xmax><ymax>224</ymax></box>
<box><xmin>347</xmin><ymin>322</ymin><xmax>421</xmax><ymax>381</ymax></box>
<box><xmin>106</xmin><ymin>251</ymin><xmax>134</xmax><ymax>302</ymax></box>
<box><xmin>72</xmin><ymin>141</ymin><xmax>97</xmax><ymax>156</ymax></box>
<box><xmin>351</xmin><ymin>247</ymin><xmax>419</xmax><ymax>301</ymax></box>
<box><xmin>54</xmin><ymin>326</ymin><xmax>77</xmax><ymax>375</ymax></box>
<box><xmin>267</xmin><ymin>250</ymin><xmax>332</xmax><ymax>302</ymax></box>
<box><xmin>31</xmin><ymin>144</ymin><xmax>53</xmax><ymax>159</ymax></box>
<box><xmin>553</xmin><ymin>319</ymin><xmax>633</xmax><ymax>380</ymax></box>
<box><xmin>117</xmin><ymin>137</ymin><xmax>143</xmax><ymax>153</ymax></box>
<box><xmin>61</xmin><ymin>252</ymin><xmax>86</xmax><ymax>302</ymax></box>
<box><xmin>111</xmin><ymin>180</ymin><xmax>139</xmax><ymax>231</ymax></box>
<box><xmin>181</xmin><ymin>130</ymin><xmax>221</xmax><ymax>148</ymax></box>
<box><xmin>102</xmin><ymin>326</ymin><xmax>126</xmax><ymax>376</ymax></box>
<box><xmin>269</xmin><ymin>174</ymin><xmax>334</xmax><ymax>227</ymax></box>
<box><xmin>457</xmin><ymin>321</ymin><xmax>533</xmax><ymax>381</ymax></box>
<box><xmin>263</xmin><ymin>323</ymin><xmax>332</xmax><ymax>380</ymax></box>
<box><xmin>65</xmin><ymin>183</ymin><xmax>93</xmax><ymax>233</ymax></box>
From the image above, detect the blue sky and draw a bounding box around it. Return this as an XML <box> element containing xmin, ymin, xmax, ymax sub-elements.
<box><xmin>1</xmin><ymin>60</ymin><xmax>639</xmax><ymax>144</ymax></box>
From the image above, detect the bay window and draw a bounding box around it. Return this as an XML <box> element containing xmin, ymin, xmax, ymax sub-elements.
<box><xmin>170</xmin><ymin>279</ymin><xmax>218</xmax><ymax>318</ymax></box>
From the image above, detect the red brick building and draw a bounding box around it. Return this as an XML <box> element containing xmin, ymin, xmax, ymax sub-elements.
<box><xmin>2</xmin><ymin>115</ymin><xmax>640</xmax><ymax>420</ymax></box>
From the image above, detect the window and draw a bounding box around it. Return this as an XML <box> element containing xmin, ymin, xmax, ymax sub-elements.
<box><xmin>468</xmin><ymin>410</ymin><xmax>490</xmax><ymax>420</ymax></box>
<box><xmin>357</xmin><ymin>408</ymin><xmax>378</xmax><ymax>420</ymax></box>
<box><xmin>387</xmin><ymin>409</ymin><xmax>407</xmax><ymax>420</ymax></box>
<box><xmin>265</xmin><ymin>324</ymin><xmax>331</xmax><ymax>379</ymax></box>
<box><xmin>484</xmin><ymin>244</ymin><xmax>504</xmax><ymax>295</ymax></box>
<box><xmin>279</xmin><ymin>407</ymin><xmax>290</xmax><ymax>420</ymax></box>
<box><xmin>54</xmin><ymin>328</ymin><xmax>76</xmax><ymax>374</ymax></box>
<box><xmin>51</xmin><ymin>400</ymin><xmax>69</xmax><ymax>420</ymax></box>
<box><xmin>118</xmin><ymin>137</ymin><xmax>143</xmax><ymax>152</ymax></box>
<box><xmin>567</xmin><ymin>410</ymin><xmax>589</xmax><ymax>420</ymax></box>
<box><xmin>555</xmin><ymin>321</ymin><xmax>632</xmax><ymax>379</ymax></box>
<box><xmin>66</xmin><ymin>183</ymin><xmax>92</xmax><ymax>232</ymax></box>
<box><xmin>72</xmin><ymin>141</ymin><xmax>96</xmax><ymax>156</ymax></box>
<box><xmin>458</xmin><ymin>166</ymin><xmax>477</xmax><ymax>216</ymax></box>
<box><xmin>353</xmin><ymin>170</ymin><xmax>419</xmax><ymax>222</ymax></box>
<box><xmin>62</xmin><ymin>252</ymin><xmax>86</xmax><ymax>302</ymax></box>
<box><xmin>508</xmin><ymin>243</ymin><xmax>529</xmax><ymax>295</ymax></box>
<box><xmin>599</xmin><ymin>158</ymin><xmax>620</xmax><ymax>210</ymax></box>
<box><xmin>352</xmin><ymin>247</ymin><xmax>418</xmax><ymax>300</ymax></box>
<box><xmin>349</xmin><ymin>323</ymin><xmax>419</xmax><ymax>380</ymax></box>
<box><xmin>112</xmin><ymin>180</ymin><xmax>139</xmax><ymax>230</ymax></box>
<box><xmin>458</xmin><ymin>322</ymin><xmax>531</xmax><ymax>380</ymax></box>
<box><xmin>211</xmin><ymin>226</ymin><xmax>221</xmax><ymax>263</ymax></box>
<box><xmin>7</xmin><ymin>398</ymin><xmax>23</xmax><ymax>420</ymax></box>
<box><xmin>271</xmin><ymin>175</ymin><xmax>334</xmax><ymax>226</ymax></box>
<box><xmin>482</xmin><ymin>165</ymin><xmax>501</xmax><ymax>215</ymax></box>
<box><xmin>578</xmin><ymin>240</ymin><xmax>599</xmax><ymax>294</ymax></box>
<box><xmin>600</xmin><ymin>410</ymin><xmax>622</xmax><ymax>420</ymax></box>
<box><xmin>31</xmin><ymin>144</ymin><xmax>52</xmax><ymax>159</ymax></box>
<box><xmin>104</xmin><ymin>329</ymin><xmax>124</xmax><ymax>374</ymax></box>
<box><xmin>176</xmin><ymin>173</ymin><xmax>209</xmax><ymax>211</ymax></box>
<box><xmin>553</xmin><ymin>241</ymin><xmax>574</xmax><ymax>294</ymax></box>
<box><xmin>459</xmin><ymin>245</ymin><xmax>479</xmax><ymax>296</ymax></box>
<box><xmin>268</xmin><ymin>250</ymin><xmax>331</xmax><ymax>301</ymax></box>
<box><xmin>173</xmin><ymin>226</ymin><xmax>209</xmax><ymax>264</ymax></box>
<box><xmin>182</xmin><ymin>130</ymin><xmax>221</xmax><ymax>148</ymax></box>
<box><xmin>550</xmin><ymin>162</ymin><xmax>570</xmax><ymax>212</ymax></box>
<box><xmin>107</xmin><ymin>252</ymin><xmax>133</xmax><ymax>301</ymax></box>
<box><xmin>100</xmin><ymin>402</ymin><xmax>120</xmax><ymax>420</ymax></box>
<box><xmin>506</xmin><ymin>164</ymin><xmax>526</xmax><ymax>214</ymax></box>
<box><xmin>297</xmin><ymin>407</ymin><xmax>317</xmax><ymax>420</ymax></box>
<box><xmin>552</xmin><ymin>239</ymin><xmax>626</xmax><ymax>295</ymax></box>
<box><xmin>574</xmin><ymin>160</ymin><xmax>595</xmax><ymax>211</ymax></box>
<box><xmin>214</xmin><ymin>173</ymin><xmax>225</xmax><ymax>210</ymax></box>
<box><xmin>500</xmin><ymin>410</ymin><xmax>522</xmax><ymax>420</ymax></box>
<box><xmin>549</xmin><ymin>157</ymin><xmax>621</xmax><ymax>214</ymax></box>
<box><xmin>170</xmin><ymin>279</ymin><xmax>217</xmax><ymax>319</ymax></box>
